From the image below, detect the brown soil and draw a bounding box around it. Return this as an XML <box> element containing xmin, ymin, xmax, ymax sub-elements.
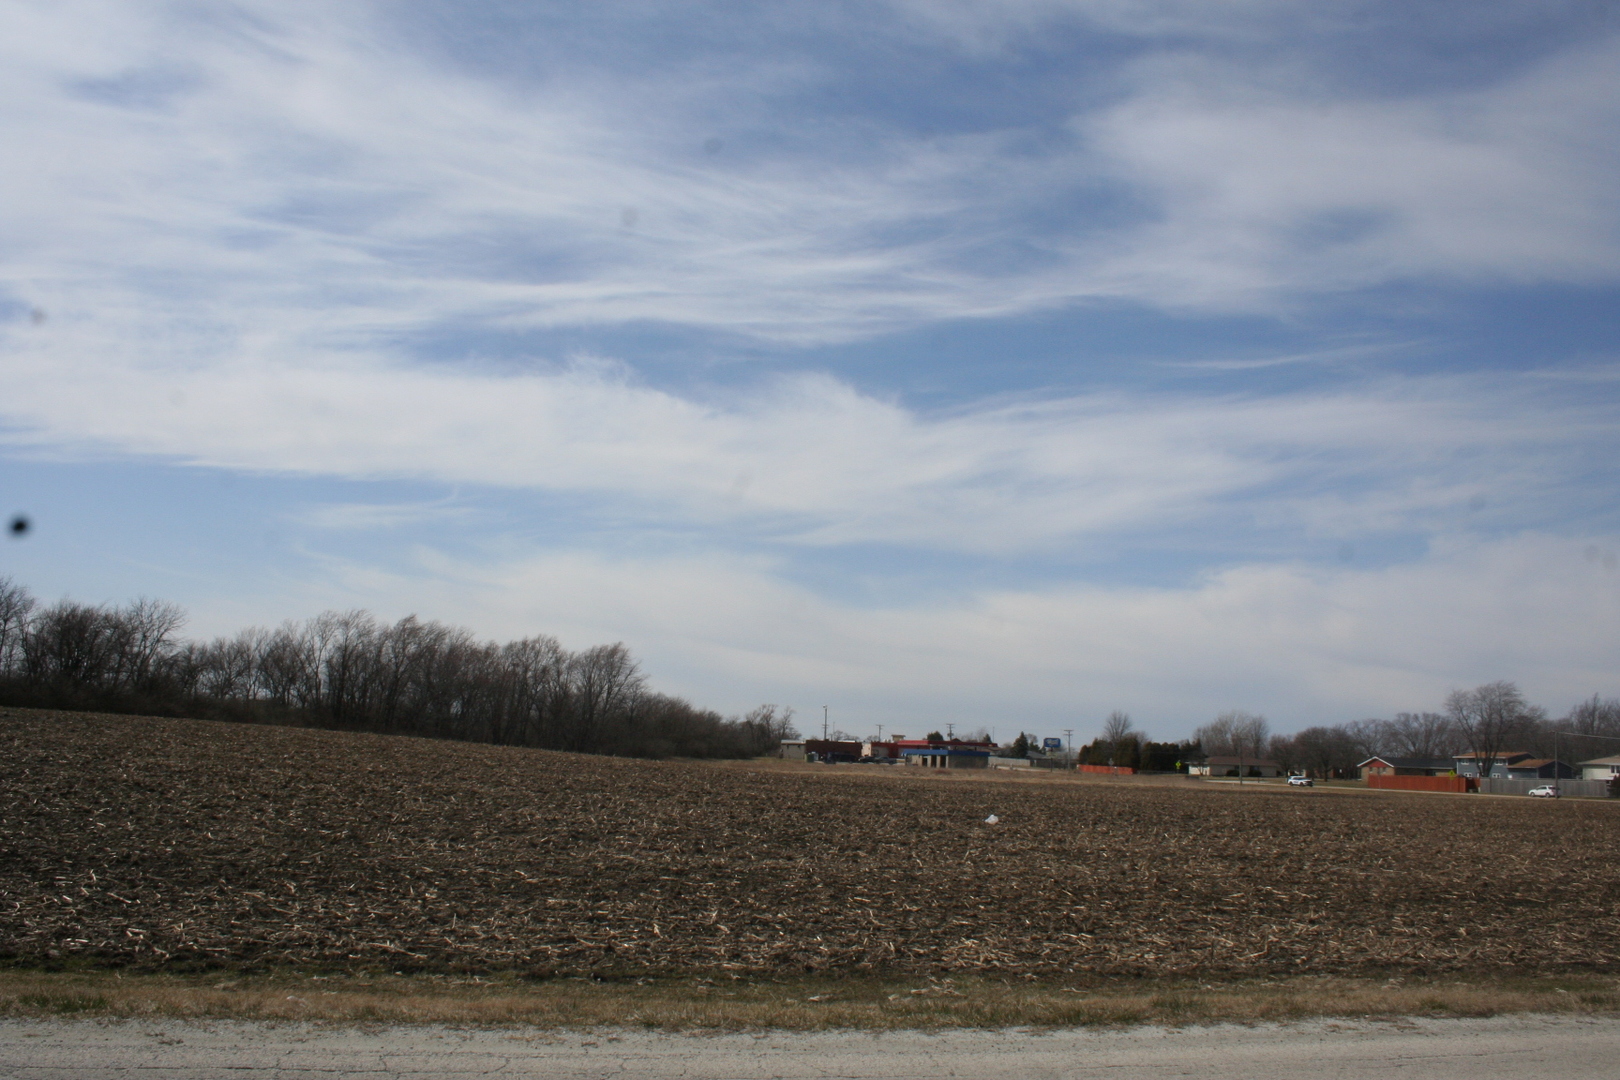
<box><xmin>3</xmin><ymin>708</ymin><xmax>1617</xmax><ymax>979</ymax></box>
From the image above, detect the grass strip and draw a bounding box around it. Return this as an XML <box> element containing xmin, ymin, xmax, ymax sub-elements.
<box><xmin>2</xmin><ymin>969</ymin><xmax>1616</xmax><ymax>1030</ymax></box>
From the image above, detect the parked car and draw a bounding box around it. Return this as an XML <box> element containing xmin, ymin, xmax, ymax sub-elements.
<box><xmin>1286</xmin><ymin>775</ymin><xmax>1314</xmax><ymax>787</ymax></box>
<box><xmin>1528</xmin><ymin>785</ymin><xmax>1560</xmax><ymax>798</ymax></box>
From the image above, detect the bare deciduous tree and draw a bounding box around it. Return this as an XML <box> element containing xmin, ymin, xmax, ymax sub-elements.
<box><xmin>1294</xmin><ymin>725</ymin><xmax>1359</xmax><ymax>779</ymax></box>
<box><xmin>1558</xmin><ymin>695</ymin><xmax>1620</xmax><ymax>765</ymax></box>
<box><xmin>1196</xmin><ymin>710</ymin><xmax>1269</xmax><ymax>760</ymax></box>
<box><xmin>0</xmin><ymin>577</ymin><xmax>789</xmax><ymax>761</ymax></box>
<box><xmin>22</xmin><ymin>601</ymin><xmax>118</xmax><ymax>688</ymax></box>
<box><xmin>1566</xmin><ymin>694</ymin><xmax>1620</xmax><ymax>738</ymax></box>
<box><xmin>1341</xmin><ymin>718</ymin><xmax>1390</xmax><ymax>763</ymax></box>
<box><xmin>1101</xmin><ymin>710</ymin><xmax>1133</xmax><ymax>765</ymax></box>
<box><xmin>1268</xmin><ymin>733</ymin><xmax>1302</xmax><ymax>775</ymax></box>
<box><xmin>567</xmin><ymin>642</ymin><xmax>646</xmax><ymax>753</ymax></box>
<box><xmin>0</xmin><ymin>577</ymin><xmax>35</xmax><ymax>677</ymax></box>
<box><xmin>110</xmin><ymin>597</ymin><xmax>185</xmax><ymax>692</ymax></box>
<box><xmin>1445</xmin><ymin>681</ymin><xmax>1539</xmax><ymax>777</ymax></box>
<box><xmin>1386</xmin><ymin>711</ymin><xmax>1457</xmax><ymax>759</ymax></box>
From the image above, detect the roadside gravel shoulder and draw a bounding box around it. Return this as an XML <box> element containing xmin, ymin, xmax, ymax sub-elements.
<box><xmin>4</xmin><ymin>1014</ymin><xmax>1619</xmax><ymax>1079</ymax></box>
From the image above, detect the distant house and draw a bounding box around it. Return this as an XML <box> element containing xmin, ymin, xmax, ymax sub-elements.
<box><xmin>1501</xmin><ymin>757</ymin><xmax>1575</xmax><ymax>780</ymax></box>
<box><xmin>1358</xmin><ymin>756</ymin><xmax>1456</xmax><ymax>780</ymax></box>
<box><xmin>1447</xmin><ymin>752</ymin><xmax>1572</xmax><ymax>779</ymax></box>
<box><xmin>778</xmin><ymin>739</ymin><xmax>806</xmax><ymax>759</ymax></box>
<box><xmin>1188</xmin><ymin>756</ymin><xmax>1280</xmax><ymax>778</ymax></box>
<box><xmin>1578</xmin><ymin>755</ymin><xmax>1620</xmax><ymax>781</ymax></box>
<box><xmin>1453</xmin><ymin>751</ymin><xmax>1536</xmax><ymax>778</ymax></box>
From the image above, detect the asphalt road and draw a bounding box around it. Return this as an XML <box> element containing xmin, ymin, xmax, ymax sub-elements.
<box><xmin>4</xmin><ymin>1014</ymin><xmax>1617</xmax><ymax>1078</ymax></box>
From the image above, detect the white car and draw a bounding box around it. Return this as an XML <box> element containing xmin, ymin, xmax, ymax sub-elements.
<box><xmin>1527</xmin><ymin>785</ymin><xmax>1560</xmax><ymax>798</ymax></box>
<box><xmin>1286</xmin><ymin>775</ymin><xmax>1314</xmax><ymax>787</ymax></box>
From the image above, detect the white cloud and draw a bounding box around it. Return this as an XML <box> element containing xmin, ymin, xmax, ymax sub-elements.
<box><xmin>2</xmin><ymin>319</ymin><xmax>1609</xmax><ymax>554</ymax></box>
<box><xmin>2</xmin><ymin>2</ymin><xmax>1615</xmax><ymax>735</ymax></box>
<box><xmin>887</xmin><ymin>0</ymin><xmax>1302</xmax><ymax>53</ymax></box>
<box><xmin>1081</xmin><ymin>39</ymin><xmax>1620</xmax><ymax>306</ymax></box>
<box><xmin>1</xmin><ymin>0</ymin><xmax>1615</xmax><ymax>355</ymax></box>
<box><xmin>1</xmin><ymin>2</ymin><xmax>1614</xmax><ymax>563</ymax></box>
<box><xmin>295</xmin><ymin>500</ymin><xmax>472</xmax><ymax>531</ymax></box>
<box><xmin>233</xmin><ymin>530</ymin><xmax>1620</xmax><ymax>736</ymax></box>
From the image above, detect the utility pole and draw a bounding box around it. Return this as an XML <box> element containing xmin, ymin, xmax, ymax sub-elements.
<box><xmin>876</xmin><ymin>723</ymin><xmax>883</xmax><ymax>743</ymax></box>
<box><xmin>1064</xmin><ymin>728</ymin><xmax>1074</xmax><ymax>768</ymax></box>
<box><xmin>946</xmin><ymin>722</ymin><xmax>955</xmax><ymax>738</ymax></box>
<box><xmin>823</xmin><ymin>705</ymin><xmax>828</xmax><ymax>740</ymax></box>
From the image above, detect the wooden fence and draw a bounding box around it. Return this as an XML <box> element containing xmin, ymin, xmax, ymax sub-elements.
<box><xmin>1367</xmin><ymin>774</ymin><xmax>1474</xmax><ymax>793</ymax></box>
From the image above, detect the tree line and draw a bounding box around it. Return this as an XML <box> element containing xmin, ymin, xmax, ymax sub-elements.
<box><xmin>1078</xmin><ymin>685</ymin><xmax>1620</xmax><ymax>778</ymax></box>
<box><xmin>1069</xmin><ymin>709</ymin><xmax>1198</xmax><ymax>771</ymax></box>
<box><xmin>1267</xmin><ymin>683</ymin><xmax>1620</xmax><ymax>778</ymax></box>
<box><xmin>0</xmin><ymin>577</ymin><xmax>797</xmax><ymax>759</ymax></box>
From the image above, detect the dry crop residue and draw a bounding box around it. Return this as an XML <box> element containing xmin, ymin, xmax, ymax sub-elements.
<box><xmin>3</xmin><ymin>708</ymin><xmax>1618</xmax><ymax>978</ymax></box>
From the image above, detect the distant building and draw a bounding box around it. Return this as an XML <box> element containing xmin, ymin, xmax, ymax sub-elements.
<box><xmin>785</xmin><ymin>735</ymin><xmax>997</xmax><ymax>766</ymax></box>
<box><xmin>1453</xmin><ymin>751</ymin><xmax>1536</xmax><ymax>778</ymax></box>
<box><xmin>888</xmin><ymin>736</ymin><xmax>997</xmax><ymax>769</ymax></box>
<box><xmin>803</xmin><ymin>739</ymin><xmax>862</xmax><ymax>762</ymax></box>
<box><xmin>1358</xmin><ymin>756</ymin><xmax>1456</xmax><ymax>780</ymax></box>
<box><xmin>1578</xmin><ymin>755</ymin><xmax>1620</xmax><ymax>781</ymax></box>
<box><xmin>1187</xmin><ymin>756</ymin><xmax>1280</xmax><ymax>778</ymax></box>
<box><xmin>1501</xmin><ymin>757</ymin><xmax>1574</xmax><ymax>780</ymax></box>
<box><xmin>901</xmin><ymin>746</ymin><xmax>990</xmax><ymax>769</ymax></box>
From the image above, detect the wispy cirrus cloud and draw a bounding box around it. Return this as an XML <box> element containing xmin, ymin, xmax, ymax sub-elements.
<box><xmin>2</xmin><ymin>0</ymin><xmax>1616</xmax><ymax>356</ymax></box>
<box><xmin>295</xmin><ymin>499</ymin><xmax>473</xmax><ymax>532</ymax></box>
<box><xmin>3</xmin><ymin>1</ymin><xmax>1618</xmax><ymax>735</ymax></box>
<box><xmin>2</xmin><ymin>0</ymin><xmax>1614</xmax><ymax>554</ymax></box>
<box><xmin>1081</xmin><ymin>39</ymin><xmax>1620</xmax><ymax>307</ymax></box>
<box><xmin>3</xmin><ymin>317</ymin><xmax>1613</xmax><ymax>555</ymax></box>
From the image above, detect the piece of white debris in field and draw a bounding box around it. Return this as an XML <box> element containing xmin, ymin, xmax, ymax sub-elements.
<box><xmin>985</xmin><ymin>814</ymin><xmax>999</xmax><ymax>824</ymax></box>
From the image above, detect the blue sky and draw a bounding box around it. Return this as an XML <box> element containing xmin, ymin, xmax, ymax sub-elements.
<box><xmin>3</xmin><ymin>0</ymin><xmax>1618</xmax><ymax>742</ymax></box>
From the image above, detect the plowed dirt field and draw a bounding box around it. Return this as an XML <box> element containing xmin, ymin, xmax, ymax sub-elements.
<box><xmin>4</xmin><ymin>708</ymin><xmax>1618</xmax><ymax>978</ymax></box>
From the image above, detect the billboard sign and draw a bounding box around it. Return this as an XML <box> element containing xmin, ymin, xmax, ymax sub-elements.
<box><xmin>1042</xmin><ymin>737</ymin><xmax>1064</xmax><ymax>751</ymax></box>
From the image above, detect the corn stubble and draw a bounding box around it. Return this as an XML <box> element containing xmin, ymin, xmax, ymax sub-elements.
<box><xmin>3</xmin><ymin>708</ymin><xmax>1619</xmax><ymax>985</ymax></box>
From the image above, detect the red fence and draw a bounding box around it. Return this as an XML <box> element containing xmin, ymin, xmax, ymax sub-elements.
<box><xmin>1368</xmin><ymin>774</ymin><xmax>1474</xmax><ymax>793</ymax></box>
<box><xmin>1077</xmin><ymin>764</ymin><xmax>1136</xmax><ymax>775</ymax></box>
